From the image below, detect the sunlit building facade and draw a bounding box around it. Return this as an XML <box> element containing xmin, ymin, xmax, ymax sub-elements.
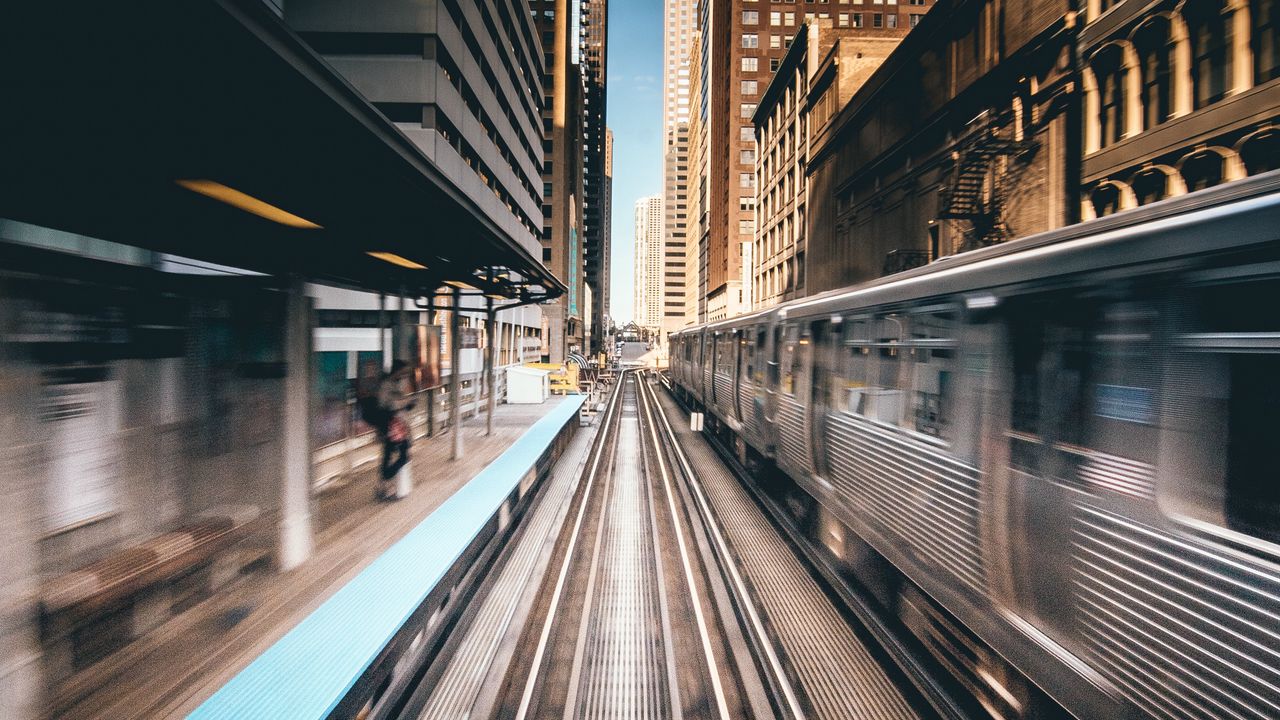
<box><xmin>634</xmin><ymin>195</ymin><xmax>665</xmax><ymax>329</ymax></box>
<box><xmin>1080</xmin><ymin>0</ymin><xmax>1280</xmax><ymax>218</ymax></box>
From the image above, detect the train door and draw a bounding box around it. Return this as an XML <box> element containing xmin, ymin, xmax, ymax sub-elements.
<box><xmin>808</xmin><ymin>319</ymin><xmax>836</xmax><ymax>478</ymax></box>
<box><xmin>735</xmin><ymin>329</ymin><xmax>750</xmax><ymax>423</ymax></box>
<box><xmin>754</xmin><ymin>326</ymin><xmax>769</xmax><ymax>433</ymax></box>
<box><xmin>765</xmin><ymin>323</ymin><xmax>784</xmax><ymax>424</ymax></box>
<box><xmin>999</xmin><ymin>289</ymin><xmax>1162</xmax><ymax>645</ymax></box>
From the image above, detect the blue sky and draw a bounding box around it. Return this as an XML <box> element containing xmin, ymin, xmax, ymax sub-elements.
<box><xmin>606</xmin><ymin>0</ymin><xmax>663</xmax><ymax>324</ymax></box>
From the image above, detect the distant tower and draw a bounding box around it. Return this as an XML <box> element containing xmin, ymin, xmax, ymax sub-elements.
<box><xmin>661</xmin><ymin>0</ymin><xmax>696</xmax><ymax>337</ymax></box>
<box><xmin>633</xmin><ymin>195</ymin><xmax>665</xmax><ymax>329</ymax></box>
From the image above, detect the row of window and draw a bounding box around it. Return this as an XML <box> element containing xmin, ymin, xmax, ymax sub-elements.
<box><xmin>1089</xmin><ymin>0</ymin><xmax>1279</xmax><ymax>150</ymax></box>
<box><xmin>731</xmin><ymin>272</ymin><xmax>1280</xmax><ymax>550</ymax></box>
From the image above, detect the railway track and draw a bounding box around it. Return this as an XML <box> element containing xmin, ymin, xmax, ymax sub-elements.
<box><xmin>399</xmin><ymin>369</ymin><xmax>952</xmax><ymax>720</ymax></box>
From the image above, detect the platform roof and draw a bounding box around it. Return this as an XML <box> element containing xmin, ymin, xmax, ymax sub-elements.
<box><xmin>0</xmin><ymin>0</ymin><xmax>562</xmax><ymax>302</ymax></box>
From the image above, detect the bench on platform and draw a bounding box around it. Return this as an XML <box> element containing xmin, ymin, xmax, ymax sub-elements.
<box><xmin>40</xmin><ymin>505</ymin><xmax>261</xmax><ymax>678</ymax></box>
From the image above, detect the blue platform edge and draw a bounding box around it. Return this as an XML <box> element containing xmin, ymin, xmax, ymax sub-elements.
<box><xmin>189</xmin><ymin>395</ymin><xmax>585</xmax><ymax>720</ymax></box>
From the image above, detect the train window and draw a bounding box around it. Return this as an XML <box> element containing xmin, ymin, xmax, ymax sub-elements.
<box><xmin>841</xmin><ymin>319</ymin><xmax>870</xmax><ymax>413</ymax></box>
<box><xmin>1007</xmin><ymin>296</ymin><xmax>1160</xmax><ymax>486</ymax></box>
<box><xmin>910</xmin><ymin>310</ymin><xmax>957</xmax><ymax>440</ymax></box>
<box><xmin>1222</xmin><ymin>354</ymin><xmax>1280</xmax><ymax>544</ymax></box>
<box><xmin>781</xmin><ymin>325</ymin><xmax>799</xmax><ymax>395</ymax></box>
<box><xmin>1169</xmin><ymin>277</ymin><xmax>1280</xmax><ymax>548</ymax></box>
<box><xmin>753</xmin><ymin>329</ymin><xmax>767</xmax><ymax>383</ymax></box>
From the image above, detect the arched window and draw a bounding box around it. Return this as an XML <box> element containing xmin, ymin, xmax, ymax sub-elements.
<box><xmin>1092</xmin><ymin>47</ymin><xmax>1129</xmax><ymax>146</ymax></box>
<box><xmin>1181</xmin><ymin>148</ymin><xmax>1227</xmax><ymax>190</ymax></box>
<box><xmin>1239</xmin><ymin>129</ymin><xmax>1280</xmax><ymax>174</ymax></box>
<box><xmin>1254</xmin><ymin>0</ymin><xmax>1280</xmax><ymax>83</ymax></box>
<box><xmin>1185</xmin><ymin>0</ymin><xmax>1233</xmax><ymax>108</ymax></box>
<box><xmin>1091</xmin><ymin>182</ymin><xmax>1125</xmax><ymax>217</ymax></box>
<box><xmin>1133</xmin><ymin>18</ymin><xmax>1175</xmax><ymax>128</ymax></box>
<box><xmin>1133</xmin><ymin>167</ymin><xmax>1174</xmax><ymax>204</ymax></box>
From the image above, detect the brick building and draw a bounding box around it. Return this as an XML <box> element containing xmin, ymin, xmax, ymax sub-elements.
<box><xmin>751</xmin><ymin>19</ymin><xmax>907</xmax><ymax>310</ymax></box>
<box><xmin>805</xmin><ymin>0</ymin><xmax>1080</xmax><ymax>294</ymax></box>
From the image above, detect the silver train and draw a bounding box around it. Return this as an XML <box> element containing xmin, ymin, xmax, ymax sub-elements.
<box><xmin>670</xmin><ymin>174</ymin><xmax>1280</xmax><ymax>720</ymax></box>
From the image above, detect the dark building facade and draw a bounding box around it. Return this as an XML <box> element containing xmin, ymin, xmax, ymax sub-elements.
<box><xmin>692</xmin><ymin>0</ymin><xmax>935</xmax><ymax>319</ymax></box>
<box><xmin>806</xmin><ymin>0</ymin><xmax>1079</xmax><ymax>294</ymax></box>
<box><xmin>1080</xmin><ymin>0</ymin><xmax>1279</xmax><ymax>218</ymax></box>
<box><xmin>581</xmin><ymin>0</ymin><xmax>610</xmax><ymax>353</ymax></box>
<box><xmin>751</xmin><ymin>20</ymin><xmax>907</xmax><ymax>310</ymax></box>
<box><xmin>534</xmin><ymin>0</ymin><xmax>588</xmax><ymax>361</ymax></box>
<box><xmin>286</xmin><ymin>0</ymin><xmax>547</xmax><ymax>266</ymax></box>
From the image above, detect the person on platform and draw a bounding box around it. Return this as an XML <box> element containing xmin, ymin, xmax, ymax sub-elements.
<box><xmin>377</xmin><ymin>360</ymin><xmax>414</xmax><ymax>498</ymax></box>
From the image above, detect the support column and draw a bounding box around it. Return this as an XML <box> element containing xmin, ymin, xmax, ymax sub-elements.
<box><xmin>0</xmin><ymin>367</ymin><xmax>43</xmax><ymax>719</ymax></box>
<box><xmin>450</xmin><ymin>287</ymin><xmax>463</xmax><ymax>461</ymax></box>
<box><xmin>426</xmin><ymin>305</ymin><xmax>437</xmax><ymax>438</ymax></box>
<box><xmin>392</xmin><ymin>288</ymin><xmax>412</xmax><ymax>499</ymax></box>
<box><xmin>486</xmin><ymin>298</ymin><xmax>497</xmax><ymax>436</ymax></box>
<box><xmin>377</xmin><ymin>291</ymin><xmax>388</xmax><ymax>370</ymax></box>
<box><xmin>280</xmin><ymin>280</ymin><xmax>314</xmax><ymax>571</ymax></box>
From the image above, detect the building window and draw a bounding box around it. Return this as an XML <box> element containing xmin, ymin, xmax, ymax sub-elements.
<box><xmin>740</xmin><ymin>125</ymin><xmax>755</xmax><ymax>141</ymax></box>
<box><xmin>770</xmin><ymin>10</ymin><xmax>781</xmax><ymax>25</ymax></box>
<box><xmin>771</xmin><ymin>57</ymin><xmax>781</xmax><ymax>71</ymax></box>
<box><xmin>771</xmin><ymin>34</ymin><xmax>782</xmax><ymax>49</ymax></box>
<box><xmin>742</xmin><ymin>80</ymin><xmax>758</xmax><ymax>95</ymax></box>
<box><xmin>1240</xmin><ymin>129</ymin><xmax>1280</xmax><ymax>174</ymax></box>
<box><xmin>740</xmin><ymin>102</ymin><xmax>757</xmax><ymax>118</ymax></box>
<box><xmin>873</xmin><ymin>12</ymin><xmax>883</xmax><ymax>27</ymax></box>
<box><xmin>887</xmin><ymin>12</ymin><xmax>898</xmax><ymax>27</ymax></box>
<box><xmin>739</xmin><ymin>219</ymin><xmax>756</xmax><ymax>235</ymax></box>
<box><xmin>784</xmin><ymin>36</ymin><xmax>794</xmax><ymax>48</ymax></box>
<box><xmin>542</xmin><ymin>247</ymin><xmax>552</xmax><ymax>261</ymax></box>
<box><xmin>743</xmin><ymin>10</ymin><xmax>759</xmax><ymax>23</ymax></box>
<box><xmin>852</xmin><ymin>12</ymin><xmax>863</xmax><ymax>27</ymax></box>
<box><xmin>785</xmin><ymin>11</ymin><xmax>796</xmax><ymax>24</ymax></box>
<box><xmin>740</xmin><ymin>197</ymin><xmax>755</xmax><ymax>211</ymax></box>
<box><xmin>743</xmin><ymin>56</ymin><xmax>759</xmax><ymax>72</ymax></box>
<box><xmin>740</xmin><ymin>149</ymin><xmax>756</xmax><ymax>164</ymax></box>
<box><xmin>1090</xmin><ymin>182</ymin><xmax>1126</xmax><ymax>217</ymax></box>
<box><xmin>742</xmin><ymin>33</ymin><xmax>759</xmax><ymax>48</ymax></box>
<box><xmin>1092</xmin><ymin>46</ymin><xmax>1129</xmax><ymax>147</ymax></box>
<box><xmin>838</xmin><ymin>13</ymin><xmax>849</xmax><ymax>26</ymax></box>
<box><xmin>1254</xmin><ymin>0</ymin><xmax>1280</xmax><ymax>83</ymax></box>
<box><xmin>1134</xmin><ymin>18</ymin><xmax>1173</xmax><ymax>129</ymax></box>
<box><xmin>1181</xmin><ymin>149</ymin><xmax>1226</xmax><ymax>191</ymax></box>
<box><xmin>1132</xmin><ymin>167</ymin><xmax>1172</xmax><ymax>205</ymax></box>
<box><xmin>1186</xmin><ymin>1</ymin><xmax>1232</xmax><ymax>109</ymax></box>
<box><xmin>740</xmin><ymin>172</ymin><xmax>755</xmax><ymax>188</ymax></box>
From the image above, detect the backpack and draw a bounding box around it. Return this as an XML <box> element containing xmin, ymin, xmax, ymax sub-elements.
<box><xmin>358</xmin><ymin>394</ymin><xmax>389</xmax><ymax>431</ymax></box>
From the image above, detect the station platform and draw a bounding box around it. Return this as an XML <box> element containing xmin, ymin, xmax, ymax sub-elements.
<box><xmin>44</xmin><ymin>396</ymin><xmax>585</xmax><ymax>720</ymax></box>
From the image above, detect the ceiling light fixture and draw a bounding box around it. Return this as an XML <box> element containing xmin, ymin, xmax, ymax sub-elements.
<box><xmin>176</xmin><ymin>179</ymin><xmax>322</xmax><ymax>229</ymax></box>
<box><xmin>366</xmin><ymin>251</ymin><xmax>428</xmax><ymax>270</ymax></box>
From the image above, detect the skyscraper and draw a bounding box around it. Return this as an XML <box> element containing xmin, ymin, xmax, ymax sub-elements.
<box><xmin>581</xmin><ymin>0</ymin><xmax>610</xmax><ymax>353</ymax></box>
<box><xmin>536</xmin><ymin>0</ymin><xmax>588</xmax><ymax>361</ymax></box>
<box><xmin>661</xmin><ymin>0</ymin><xmax>697</xmax><ymax>338</ymax></box>
<box><xmin>633</xmin><ymin>195</ymin><xmax>665</xmax><ymax>329</ymax></box>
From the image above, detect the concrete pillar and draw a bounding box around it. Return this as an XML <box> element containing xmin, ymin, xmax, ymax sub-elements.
<box><xmin>0</xmin><ymin>365</ymin><xmax>43</xmax><ymax>720</ymax></box>
<box><xmin>486</xmin><ymin>299</ymin><xmax>497</xmax><ymax>436</ymax></box>
<box><xmin>279</xmin><ymin>280</ymin><xmax>314</xmax><ymax>571</ymax></box>
<box><xmin>377</xmin><ymin>291</ymin><xmax>388</xmax><ymax>371</ymax></box>
<box><xmin>391</xmin><ymin>289</ymin><xmax>412</xmax><ymax>499</ymax></box>
<box><xmin>426</xmin><ymin>305</ymin><xmax>437</xmax><ymax>438</ymax></box>
<box><xmin>450</xmin><ymin>287</ymin><xmax>463</xmax><ymax>461</ymax></box>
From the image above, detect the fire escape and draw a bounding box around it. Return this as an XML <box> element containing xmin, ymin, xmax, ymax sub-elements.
<box><xmin>937</xmin><ymin>111</ymin><xmax>1037</xmax><ymax>251</ymax></box>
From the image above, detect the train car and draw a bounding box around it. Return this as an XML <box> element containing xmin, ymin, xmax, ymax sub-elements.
<box><xmin>671</xmin><ymin>173</ymin><xmax>1280</xmax><ymax>720</ymax></box>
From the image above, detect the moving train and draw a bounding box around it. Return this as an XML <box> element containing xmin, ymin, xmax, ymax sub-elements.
<box><xmin>670</xmin><ymin>174</ymin><xmax>1280</xmax><ymax>720</ymax></box>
